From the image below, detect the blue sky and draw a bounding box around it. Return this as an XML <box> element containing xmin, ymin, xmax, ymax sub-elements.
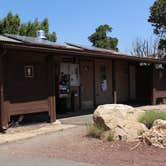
<box><xmin>0</xmin><ymin>0</ymin><xmax>155</xmax><ymax>53</ymax></box>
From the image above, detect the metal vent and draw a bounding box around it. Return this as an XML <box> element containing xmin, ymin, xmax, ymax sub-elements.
<box><xmin>36</xmin><ymin>30</ymin><xmax>46</xmax><ymax>40</ymax></box>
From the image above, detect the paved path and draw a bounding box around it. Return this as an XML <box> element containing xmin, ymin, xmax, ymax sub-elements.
<box><xmin>0</xmin><ymin>157</ymin><xmax>94</xmax><ymax>166</ymax></box>
<box><xmin>0</xmin><ymin>126</ymin><xmax>95</xmax><ymax>166</ymax></box>
<box><xmin>59</xmin><ymin>114</ymin><xmax>93</xmax><ymax>125</ymax></box>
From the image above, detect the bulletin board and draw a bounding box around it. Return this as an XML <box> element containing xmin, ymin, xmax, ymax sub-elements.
<box><xmin>60</xmin><ymin>63</ymin><xmax>80</xmax><ymax>86</ymax></box>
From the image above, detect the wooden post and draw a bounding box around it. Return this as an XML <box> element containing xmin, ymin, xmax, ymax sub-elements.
<box><xmin>151</xmin><ymin>64</ymin><xmax>156</xmax><ymax>105</ymax></box>
<box><xmin>128</xmin><ymin>63</ymin><xmax>130</xmax><ymax>102</ymax></box>
<box><xmin>0</xmin><ymin>51</ymin><xmax>8</xmax><ymax>129</ymax></box>
<box><xmin>112</xmin><ymin>60</ymin><xmax>117</xmax><ymax>104</ymax></box>
<box><xmin>48</xmin><ymin>56</ymin><xmax>56</xmax><ymax>123</ymax></box>
<box><xmin>93</xmin><ymin>60</ymin><xmax>96</xmax><ymax>108</ymax></box>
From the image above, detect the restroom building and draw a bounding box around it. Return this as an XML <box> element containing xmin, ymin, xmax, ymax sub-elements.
<box><xmin>0</xmin><ymin>34</ymin><xmax>166</xmax><ymax>129</ymax></box>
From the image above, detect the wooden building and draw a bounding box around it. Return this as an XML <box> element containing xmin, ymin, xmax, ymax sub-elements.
<box><xmin>0</xmin><ymin>34</ymin><xmax>166</xmax><ymax>129</ymax></box>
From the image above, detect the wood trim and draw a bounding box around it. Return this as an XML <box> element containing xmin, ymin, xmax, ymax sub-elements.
<box><xmin>112</xmin><ymin>60</ymin><xmax>117</xmax><ymax>103</ymax></box>
<box><xmin>9</xmin><ymin>107</ymin><xmax>49</xmax><ymax>116</ymax></box>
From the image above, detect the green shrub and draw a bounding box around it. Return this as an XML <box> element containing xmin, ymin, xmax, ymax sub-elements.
<box><xmin>138</xmin><ymin>110</ymin><xmax>166</xmax><ymax>129</ymax></box>
<box><xmin>86</xmin><ymin>124</ymin><xmax>107</xmax><ymax>139</ymax></box>
<box><xmin>107</xmin><ymin>132</ymin><xmax>114</xmax><ymax>142</ymax></box>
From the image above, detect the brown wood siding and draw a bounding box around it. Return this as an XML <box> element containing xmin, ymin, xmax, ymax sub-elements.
<box><xmin>80</xmin><ymin>60</ymin><xmax>94</xmax><ymax>109</ymax></box>
<box><xmin>95</xmin><ymin>59</ymin><xmax>112</xmax><ymax>105</ymax></box>
<box><xmin>116</xmin><ymin>61</ymin><xmax>129</xmax><ymax>103</ymax></box>
<box><xmin>3</xmin><ymin>51</ymin><xmax>52</xmax><ymax>122</ymax></box>
<box><xmin>129</xmin><ymin>65</ymin><xmax>136</xmax><ymax>100</ymax></box>
<box><xmin>154</xmin><ymin>69</ymin><xmax>166</xmax><ymax>99</ymax></box>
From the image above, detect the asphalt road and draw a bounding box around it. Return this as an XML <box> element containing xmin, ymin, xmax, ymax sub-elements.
<box><xmin>0</xmin><ymin>157</ymin><xmax>94</xmax><ymax>166</ymax></box>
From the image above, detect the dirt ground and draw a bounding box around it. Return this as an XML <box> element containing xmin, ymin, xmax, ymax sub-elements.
<box><xmin>0</xmin><ymin>126</ymin><xmax>166</xmax><ymax>166</ymax></box>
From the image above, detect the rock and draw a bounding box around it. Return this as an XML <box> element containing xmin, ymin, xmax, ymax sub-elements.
<box><xmin>52</xmin><ymin>120</ymin><xmax>61</xmax><ymax>125</ymax></box>
<box><xmin>113</xmin><ymin>120</ymin><xmax>147</xmax><ymax>141</ymax></box>
<box><xmin>142</xmin><ymin>119</ymin><xmax>166</xmax><ymax>148</ymax></box>
<box><xmin>93</xmin><ymin>104</ymin><xmax>147</xmax><ymax>142</ymax></box>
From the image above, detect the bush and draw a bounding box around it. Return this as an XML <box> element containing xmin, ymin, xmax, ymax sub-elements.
<box><xmin>138</xmin><ymin>110</ymin><xmax>166</xmax><ymax>129</ymax></box>
<box><xmin>107</xmin><ymin>132</ymin><xmax>114</xmax><ymax>142</ymax></box>
<box><xmin>86</xmin><ymin>124</ymin><xmax>107</xmax><ymax>139</ymax></box>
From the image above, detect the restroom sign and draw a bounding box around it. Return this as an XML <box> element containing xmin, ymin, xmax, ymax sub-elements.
<box><xmin>24</xmin><ymin>65</ymin><xmax>34</xmax><ymax>78</ymax></box>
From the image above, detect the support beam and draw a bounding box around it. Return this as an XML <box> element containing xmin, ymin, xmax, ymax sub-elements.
<box><xmin>112</xmin><ymin>60</ymin><xmax>117</xmax><ymax>104</ymax></box>
<box><xmin>128</xmin><ymin>63</ymin><xmax>130</xmax><ymax>101</ymax></box>
<box><xmin>93</xmin><ymin>60</ymin><xmax>96</xmax><ymax>108</ymax></box>
<box><xmin>0</xmin><ymin>50</ymin><xmax>8</xmax><ymax>129</ymax></box>
<box><xmin>151</xmin><ymin>64</ymin><xmax>156</xmax><ymax>105</ymax></box>
<box><xmin>48</xmin><ymin>56</ymin><xmax>56</xmax><ymax>123</ymax></box>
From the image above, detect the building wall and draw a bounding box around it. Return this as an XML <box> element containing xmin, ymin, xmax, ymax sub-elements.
<box><xmin>115</xmin><ymin>60</ymin><xmax>129</xmax><ymax>103</ymax></box>
<box><xmin>95</xmin><ymin>59</ymin><xmax>112</xmax><ymax>105</ymax></box>
<box><xmin>154</xmin><ymin>69</ymin><xmax>166</xmax><ymax>100</ymax></box>
<box><xmin>3</xmin><ymin>50</ymin><xmax>55</xmax><ymax>123</ymax></box>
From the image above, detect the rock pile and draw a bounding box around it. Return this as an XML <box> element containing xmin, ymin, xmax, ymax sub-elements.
<box><xmin>142</xmin><ymin>119</ymin><xmax>166</xmax><ymax>148</ymax></box>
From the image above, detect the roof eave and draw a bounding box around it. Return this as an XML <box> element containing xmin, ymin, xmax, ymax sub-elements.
<box><xmin>0</xmin><ymin>41</ymin><xmax>166</xmax><ymax>64</ymax></box>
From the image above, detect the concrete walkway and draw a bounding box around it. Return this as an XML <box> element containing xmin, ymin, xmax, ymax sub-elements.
<box><xmin>59</xmin><ymin>114</ymin><xmax>93</xmax><ymax>125</ymax></box>
<box><xmin>0</xmin><ymin>121</ymin><xmax>75</xmax><ymax>144</ymax></box>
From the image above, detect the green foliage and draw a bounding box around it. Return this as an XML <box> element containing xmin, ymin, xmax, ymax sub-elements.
<box><xmin>107</xmin><ymin>132</ymin><xmax>114</xmax><ymax>142</ymax></box>
<box><xmin>138</xmin><ymin>110</ymin><xmax>166</xmax><ymax>129</ymax></box>
<box><xmin>148</xmin><ymin>0</ymin><xmax>166</xmax><ymax>50</ymax></box>
<box><xmin>0</xmin><ymin>12</ymin><xmax>56</xmax><ymax>42</ymax></box>
<box><xmin>86</xmin><ymin>124</ymin><xmax>107</xmax><ymax>139</ymax></box>
<box><xmin>88</xmin><ymin>24</ymin><xmax>118</xmax><ymax>51</ymax></box>
<box><xmin>0</xmin><ymin>12</ymin><xmax>20</xmax><ymax>34</ymax></box>
<box><xmin>47</xmin><ymin>32</ymin><xmax>57</xmax><ymax>42</ymax></box>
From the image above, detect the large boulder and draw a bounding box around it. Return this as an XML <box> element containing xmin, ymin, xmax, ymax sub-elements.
<box><xmin>142</xmin><ymin>119</ymin><xmax>166</xmax><ymax>148</ymax></box>
<box><xmin>93</xmin><ymin>104</ymin><xmax>147</xmax><ymax>142</ymax></box>
<box><xmin>113</xmin><ymin>120</ymin><xmax>147</xmax><ymax>141</ymax></box>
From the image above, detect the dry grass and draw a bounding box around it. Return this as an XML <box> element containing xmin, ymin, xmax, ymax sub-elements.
<box><xmin>138</xmin><ymin>110</ymin><xmax>166</xmax><ymax>129</ymax></box>
<box><xmin>107</xmin><ymin>132</ymin><xmax>114</xmax><ymax>142</ymax></box>
<box><xmin>86</xmin><ymin>124</ymin><xmax>107</xmax><ymax>139</ymax></box>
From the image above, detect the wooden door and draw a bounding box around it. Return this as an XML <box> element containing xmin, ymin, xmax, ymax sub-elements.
<box><xmin>95</xmin><ymin>60</ymin><xmax>112</xmax><ymax>105</ymax></box>
<box><xmin>136</xmin><ymin>66</ymin><xmax>151</xmax><ymax>103</ymax></box>
<box><xmin>80</xmin><ymin>61</ymin><xmax>94</xmax><ymax>109</ymax></box>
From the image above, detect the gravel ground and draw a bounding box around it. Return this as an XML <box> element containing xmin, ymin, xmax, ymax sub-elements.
<box><xmin>0</xmin><ymin>126</ymin><xmax>166</xmax><ymax>166</ymax></box>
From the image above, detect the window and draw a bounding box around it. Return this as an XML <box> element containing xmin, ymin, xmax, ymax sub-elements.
<box><xmin>24</xmin><ymin>65</ymin><xmax>34</xmax><ymax>78</ymax></box>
